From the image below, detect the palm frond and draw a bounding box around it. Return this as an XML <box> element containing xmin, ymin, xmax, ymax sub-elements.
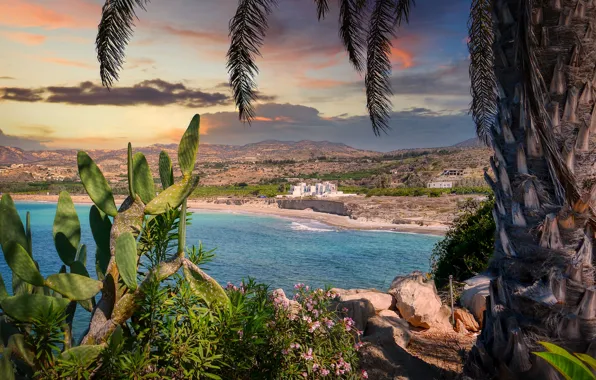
<box><xmin>393</xmin><ymin>0</ymin><xmax>415</xmax><ymax>26</ymax></box>
<box><xmin>315</xmin><ymin>0</ymin><xmax>330</xmax><ymax>20</ymax></box>
<box><xmin>365</xmin><ymin>0</ymin><xmax>396</xmax><ymax>136</ymax></box>
<box><xmin>468</xmin><ymin>0</ymin><xmax>497</xmax><ymax>145</ymax></box>
<box><xmin>96</xmin><ymin>0</ymin><xmax>150</xmax><ymax>89</ymax></box>
<box><xmin>226</xmin><ymin>0</ymin><xmax>277</xmax><ymax>124</ymax></box>
<box><xmin>339</xmin><ymin>0</ymin><xmax>366</xmax><ymax>72</ymax></box>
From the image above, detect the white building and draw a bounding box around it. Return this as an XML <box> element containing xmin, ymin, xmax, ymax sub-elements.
<box><xmin>427</xmin><ymin>181</ymin><xmax>453</xmax><ymax>189</ymax></box>
<box><xmin>288</xmin><ymin>181</ymin><xmax>345</xmax><ymax>197</ymax></box>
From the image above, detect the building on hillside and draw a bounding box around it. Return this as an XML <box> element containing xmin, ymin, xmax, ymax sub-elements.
<box><xmin>427</xmin><ymin>181</ymin><xmax>454</xmax><ymax>189</ymax></box>
<box><xmin>288</xmin><ymin>181</ymin><xmax>348</xmax><ymax>197</ymax></box>
<box><xmin>426</xmin><ymin>168</ymin><xmax>472</xmax><ymax>189</ymax></box>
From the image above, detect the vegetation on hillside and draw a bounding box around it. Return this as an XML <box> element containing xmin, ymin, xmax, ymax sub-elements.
<box><xmin>430</xmin><ymin>196</ymin><xmax>495</xmax><ymax>289</ymax></box>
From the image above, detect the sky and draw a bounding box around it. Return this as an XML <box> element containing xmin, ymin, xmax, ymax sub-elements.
<box><xmin>0</xmin><ymin>0</ymin><xmax>475</xmax><ymax>152</ymax></box>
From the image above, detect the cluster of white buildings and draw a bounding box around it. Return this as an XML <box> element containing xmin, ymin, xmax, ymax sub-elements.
<box><xmin>287</xmin><ymin>182</ymin><xmax>350</xmax><ymax>198</ymax></box>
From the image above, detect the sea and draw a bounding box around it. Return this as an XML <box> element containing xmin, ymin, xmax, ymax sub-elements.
<box><xmin>2</xmin><ymin>202</ymin><xmax>442</xmax><ymax>340</ymax></box>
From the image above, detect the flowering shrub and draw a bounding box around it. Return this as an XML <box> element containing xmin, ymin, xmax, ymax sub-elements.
<box><xmin>83</xmin><ymin>279</ymin><xmax>366</xmax><ymax>379</ymax></box>
<box><xmin>266</xmin><ymin>284</ymin><xmax>364</xmax><ymax>379</ymax></box>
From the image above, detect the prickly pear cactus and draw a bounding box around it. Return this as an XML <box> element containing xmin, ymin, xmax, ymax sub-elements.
<box><xmin>0</xmin><ymin>114</ymin><xmax>228</xmax><ymax>377</ymax></box>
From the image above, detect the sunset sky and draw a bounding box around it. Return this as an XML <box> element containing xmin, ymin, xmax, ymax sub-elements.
<box><xmin>0</xmin><ymin>0</ymin><xmax>474</xmax><ymax>152</ymax></box>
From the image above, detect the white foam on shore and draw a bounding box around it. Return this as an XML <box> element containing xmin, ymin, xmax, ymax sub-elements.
<box><xmin>290</xmin><ymin>221</ymin><xmax>334</xmax><ymax>232</ymax></box>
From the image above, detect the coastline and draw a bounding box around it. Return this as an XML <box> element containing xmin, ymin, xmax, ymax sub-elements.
<box><xmin>9</xmin><ymin>194</ymin><xmax>448</xmax><ymax>236</ymax></box>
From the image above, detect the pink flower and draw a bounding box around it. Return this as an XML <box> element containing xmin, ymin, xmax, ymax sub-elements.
<box><xmin>321</xmin><ymin>368</ymin><xmax>330</xmax><ymax>376</ymax></box>
<box><xmin>302</xmin><ymin>372</ymin><xmax>307</xmax><ymax>378</ymax></box>
<box><xmin>354</xmin><ymin>342</ymin><xmax>363</xmax><ymax>351</ymax></box>
<box><xmin>313</xmin><ymin>363</ymin><xmax>320</xmax><ymax>371</ymax></box>
<box><xmin>302</xmin><ymin>347</ymin><xmax>314</xmax><ymax>361</ymax></box>
<box><xmin>325</xmin><ymin>319</ymin><xmax>335</xmax><ymax>328</ymax></box>
<box><xmin>290</xmin><ymin>342</ymin><xmax>301</xmax><ymax>349</ymax></box>
<box><xmin>357</xmin><ymin>330</ymin><xmax>363</xmax><ymax>336</ymax></box>
<box><xmin>342</xmin><ymin>307</ymin><xmax>349</xmax><ymax>313</ymax></box>
<box><xmin>237</xmin><ymin>330</ymin><xmax>243</xmax><ymax>339</ymax></box>
<box><xmin>302</xmin><ymin>315</ymin><xmax>312</xmax><ymax>323</ymax></box>
<box><xmin>282</xmin><ymin>349</ymin><xmax>289</xmax><ymax>355</ymax></box>
<box><xmin>362</xmin><ymin>370</ymin><xmax>369</xmax><ymax>378</ymax></box>
<box><xmin>308</xmin><ymin>321</ymin><xmax>321</xmax><ymax>333</ymax></box>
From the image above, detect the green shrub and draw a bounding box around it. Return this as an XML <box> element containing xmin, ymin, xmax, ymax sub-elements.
<box><xmin>430</xmin><ymin>196</ymin><xmax>495</xmax><ymax>289</ymax></box>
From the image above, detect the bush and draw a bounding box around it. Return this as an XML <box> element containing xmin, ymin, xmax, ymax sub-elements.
<box><xmin>430</xmin><ymin>196</ymin><xmax>495</xmax><ymax>289</ymax></box>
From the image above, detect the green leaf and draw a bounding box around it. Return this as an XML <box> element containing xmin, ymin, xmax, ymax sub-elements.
<box><xmin>25</xmin><ymin>212</ymin><xmax>32</xmax><ymax>255</ymax></box>
<box><xmin>127</xmin><ymin>143</ymin><xmax>135</xmax><ymax>199</ymax></box>
<box><xmin>60</xmin><ymin>345</ymin><xmax>104</xmax><ymax>365</ymax></box>
<box><xmin>90</xmin><ymin>205</ymin><xmax>112</xmax><ymax>276</ymax></box>
<box><xmin>178</xmin><ymin>114</ymin><xmax>200</xmax><ymax>177</ymax></box>
<box><xmin>45</xmin><ymin>273</ymin><xmax>102</xmax><ymax>301</ymax></box>
<box><xmin>0</xmin><ymin>294</ymin><xmax>70</xmax><ymax>322</ymax></box>
<box><xmin>3</xmin><ymin>242</ymin><xmax>44</xmax><ymax>287</ymax></box>
<box><xmin>535</xmin><ymin>352</ymin><xmax>595</xmax><ymax>380</ymax></box>
<box><xmin>577</xmin><ymin>353</ymin><xmax>596</xmax><ymax>372</ymax></box>
<box><xmin>183</xmin><ymin>265</ymin><xmax>228</xmax><ymax>307</ymax></box>
<box><xmin>0</xmin><ymin>194</ymin><xmax>28</xmax><ymax>254</ymax></box>
<box><xmin>145</xmin><ymin>174</ymin><xmax>200</xmax><ymax>215</ymax></box>
<box><xmin>0</xmin><ymin>273</ymin><xmax>8</xmax><ymax>302</ymax></box>
<box><xmin>77</xmin><ymin>151</ymin><xmax>118</xmax><ymax>217</ymax></box>
<box><xmin>0</xmin><ymin>354</ymin><xmax>14</xmax><ymax>380</ymax></box>
<box><xmin>75</xmin><ymin>244</ymin><xmax>87</xmax><ymax>267</ymax></box>
<box><xmin>133</xmin><ymin>152</ymin><xmax>155</xmax><ymax>204</ymax></box>
<box><xmin>159</xmin><ymin>150</ymin><xmax>174</xmax><ymax>190</ymax></box>
<box><xmin>115</xmin><ymin>232</ymin><xmax>138</xmax><ymax>291</ymax></box>
<box><xmin>7</xmin><ymin>334</ymin><xmax>34</xmax><ymax>367</ymax></box>
<box><xmin>53</xmin><ymin>191</ymin><xmax>81</xmax><ymax>266</ymax></box>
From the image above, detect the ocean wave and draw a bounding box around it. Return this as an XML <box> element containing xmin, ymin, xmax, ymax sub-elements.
<box><xmin>290</xmin><ymin>222</ymin><xmax>334</xmax><ymax>232</ymax></box>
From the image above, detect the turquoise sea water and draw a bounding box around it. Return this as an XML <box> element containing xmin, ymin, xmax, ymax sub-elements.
<box><xmin>2</xmin><ymin>202</ymin><xmax>441</xmax><ymax>340</ymax></box>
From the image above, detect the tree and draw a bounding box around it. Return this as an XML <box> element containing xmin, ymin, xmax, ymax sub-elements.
<box><xmin>95</xmin><ymin>0</ymin><xmax>596</xmax><ymax>378</ymax></box>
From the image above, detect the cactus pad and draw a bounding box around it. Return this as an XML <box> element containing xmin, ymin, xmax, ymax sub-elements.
<box><xmin>77</xmin><ymin>151</ymin><xmax>118</xmax><ymax>217</ymax></box>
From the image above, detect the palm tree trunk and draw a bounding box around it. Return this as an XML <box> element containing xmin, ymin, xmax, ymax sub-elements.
<box><xmin>466</xmin><ymin>0</ymin><xmax>596</xmax><ymax>378</ymax></box>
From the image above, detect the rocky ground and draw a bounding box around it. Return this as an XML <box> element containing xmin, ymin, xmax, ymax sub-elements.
<box><xmin>330</xmin><ymin>272</ymin><xmax>485</xmax><ymax>379</ymax></box>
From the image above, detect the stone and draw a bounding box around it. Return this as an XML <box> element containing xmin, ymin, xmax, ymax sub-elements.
<box><xmin>331</xmin><ymin>298</ymin><xmax>376</xmax><ymax>332</ymax></box>
<box><xmin>271</xmin><ymin>288</ymin><xmax>301</xmax><ymax>316</ymax></box>
<box><xmin>331</xmin><ymin>288</ymin><xmax>394</xmax><ymax>312</ymax></box>
<box><xmin>363</xmin><ymin>313</ymin><xmax>411</xmax><ymax>349</ymax></box>
<box><xmin>388</xmin><ymin>271</ymin><xmax>451</xmax><ymax>330</ymax></box>
<box><xmin>460</xmin><ymin>274</ymin><xmax>493</xmax><ymax>327</ymax></box>
<box><xmin>454</xmin><ymin>308</ymin><xmax>480</xmax><ymax>332</ymax></box>
<box><xmin>455</xmin><ymin>319</ymin><xmax>468</xmax><ymax>334</ymax></box>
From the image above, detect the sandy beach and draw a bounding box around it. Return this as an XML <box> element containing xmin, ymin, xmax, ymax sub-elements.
<box><xmin>9</xmin><ymin>194</ymin><xmax>448</xmax><ymax>236</ymax></box>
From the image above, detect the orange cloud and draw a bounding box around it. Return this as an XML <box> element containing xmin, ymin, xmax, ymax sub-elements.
<box><xmin>2</xmin><ymin>31</ymin><xmax>46</xmax><ymax>45</ymax></box>
<box><xmin>160</xmin><ymin>25</ymin><xmax>228</xmax><ymax>44</ymax></box>
<box><xmin>390</xmin><ymin>46</ymin><xmax>414</xmax><ymax>69</ymax></box>
<box><xmin>254</xmin><ymin>116</ymin><xmax>273</xmax><ymax>122</ymax></box>
<box><xmin>0</xmin><ymin>0</ymin><xmax>99</xmax><ymax>29</ymax></box>
<box><xmin>42</xmin><ymin>57</ymin><xmax>94</xmax><ymax>69</ymax></box>
<box><xmin>297</xmin><ymin>76</ymin><xmax>350</xmax><ymax>89</ymax></box>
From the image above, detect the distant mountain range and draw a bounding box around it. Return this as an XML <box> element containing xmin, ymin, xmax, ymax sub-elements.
<box><xmin>0</xmin><ymin>138</ymin><xmax>484</xmax><ymax>166</ymax></box>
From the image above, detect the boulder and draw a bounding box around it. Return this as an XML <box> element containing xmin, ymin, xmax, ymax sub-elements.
<box><xmin>460</xmin><ymin>274</ymin><xmax>493</xmax><ymax>326</ymax></box>
<box><xmin>271</xmin><ymin>288</ymin><xmax>301</xmax><ymax>316</ymax></box>
<box><xmin>454</xmin><ymin>308</ymin><xmax>480</xmax><ymax>332</ymax></box>
<box><xmin>363</xmin><ymin>312</ymin><xmax>411</xmax><ymax>349</ymax></box>
<box><xmin>331</xmin><ymin>298</ymin><xmax>376</xmax><ymax>332</ymax></box>
<box><xmin>388</xmin><ymin>271</ymin><xmax>451</xmax><ymax>329</ymax></box>
<box><xmin>332</xmin><ymin>288</ymin><xmax>394</xmax><ymax>312</ymax></box>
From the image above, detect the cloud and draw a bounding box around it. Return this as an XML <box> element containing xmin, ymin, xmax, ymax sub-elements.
<box><xmin>0</xmin><ymin>128</ymin><xmax>48</xmax><ymax>150</ymax></box>
<box><xmin>196</xmin><ymin>103</ymin><xmax>475</xmax><ymax>151</ymax></box>
<box><xmin>0</xmin><ymin>76</ymin><xmax>15</xmax><ymax>80</ymax></box>
<box><xmin>2</xmin><ymin>31</ymin><xmax>46</xmax><ymax>45</ymax></box>
<box><xmin>1</xmin><ymin>79</ymin><xmax>232</xmax><ymax>108</ymax></box>
<box><xmin>0</xmin><ymin>0</ymin><xmax>100</xmax><ymax>29</ymax></box>
<box><xmin>42</xmin><ymin>57</ymin><xmax>94</xmax><ymax>69</ymax></box>
<box><xmin>388</xmin><ymin>59</ymin><xmax>471</xmax><ymax>96</ymax></box>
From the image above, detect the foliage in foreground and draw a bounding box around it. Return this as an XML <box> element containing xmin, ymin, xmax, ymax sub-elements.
<box><xmin>533</xmin><ymin>342</ymin><xmax>596</xmax><ymax>380</ymax></box>
<box><xmin>0</xmin><ymin>114</ymin><xmax>364</xmax><ymax>378</ymax></box>
<box><xmin>430</xmin><ymin>196</ymin><xmax>495</xmax><ymax>288</ymax></box>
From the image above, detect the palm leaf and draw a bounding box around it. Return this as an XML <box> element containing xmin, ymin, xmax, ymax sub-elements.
<box><xmin>339</xmin><ymin>0</ymin><xmax>366</xmax><ymax>72</ymax></box>
<box><xmin>96</xmin><ymin>0</ymin><xmax>150</xmax><ymax>88</ymax></box>
<box><xmin>315</xmin><ymin>0</ymin><xmax>330</xmax><ymax>20</ymax></box>
<box><xmin>468</xmin><ymin>0</ymin><xmax>497</xmax><ymax>145</ymax></box>
<box><xmin>393</xmin><ymin>0</ymin><xmax>415</xmax><ymax>26</ymax></box>
<box><xmin>226</xmin><ymin>0</ymin><xmax>278</xmax><ymax>124</ymax></box>
<box><xmin>365</xmin><ymin>0</ymin><xmax>396</xmax><ymax>135</ymax></box>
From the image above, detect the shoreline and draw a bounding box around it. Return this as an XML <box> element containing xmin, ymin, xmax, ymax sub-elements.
<box><xmin>9</xmin><ymin>194</ymin><xmax>448</xmax><ymax>237</ymax></box>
